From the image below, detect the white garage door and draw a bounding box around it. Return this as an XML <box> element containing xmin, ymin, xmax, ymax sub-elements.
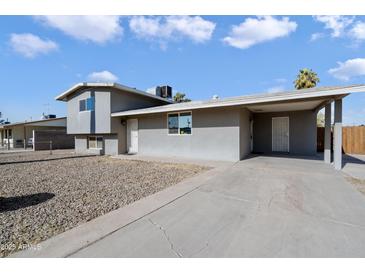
<box><xmin>272</xmin><ymin>117</ymin><xmax>289</xmax><ymax>152</ymax></box>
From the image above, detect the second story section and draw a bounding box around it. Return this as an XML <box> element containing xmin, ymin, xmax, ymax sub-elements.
<box><xmin>56</xmin><ymin>83</ymin><xmax>172</xmax><ymax>135</ymax></box>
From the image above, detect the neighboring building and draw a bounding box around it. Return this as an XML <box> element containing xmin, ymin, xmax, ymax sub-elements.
<box><xmin>56</xmin><ymin>82</ymin><xmax>365</xmax><ymax>169</ymax></box>
<box><xmin>0</xmin><ymin>117</ymin><xmax>69</xmax><ymax>149</ymax></box>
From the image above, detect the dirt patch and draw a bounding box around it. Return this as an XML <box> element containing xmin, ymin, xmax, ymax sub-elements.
<box><xmin>345</xmin><ymin>175</ymin><xmax>365</xmax><ymax>195</ymax></box>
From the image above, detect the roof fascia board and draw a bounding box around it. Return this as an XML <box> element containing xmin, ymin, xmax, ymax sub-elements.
<box><xmin>111</xmin><ymin>87</ymin><xmax>361</xmax><ymax>117</ymax></box>
<box><xmin>0</xmin><ymin>117</ymin><xmax>66</xmax><ymax>128</ymax></box>
<box><xmin>55</xmin><ymin>82</ymin><xmax>172</xmax><ymax>103</ymax></box>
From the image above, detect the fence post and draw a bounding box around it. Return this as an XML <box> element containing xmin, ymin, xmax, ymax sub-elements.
<box><xmin>49</xmin><ymin>140</ymin><xmax>53</xmax><ymax>155</ymax></box>
<box><xmin>24</xmin><ymin>138</ymin><xmax>26</xmax><ymax>150</ymax></box>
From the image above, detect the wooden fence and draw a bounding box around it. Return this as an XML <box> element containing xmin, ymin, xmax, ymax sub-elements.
<box><xmin>342</xmin><ymin>126</ymin><xmax>365</xmax><ymax>155</ymax></box>
<box><xmin>317</xmin><ymin>126</ymin><xmax>365</xmax><ymax>155</ymax></box>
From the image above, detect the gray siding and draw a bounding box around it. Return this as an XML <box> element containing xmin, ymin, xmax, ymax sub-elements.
<box><xmin>95</xmin><ymin>91</ymin><xmax>111</xmax><ymax>133</ymax></box>
<box><xmin>253</xmin><ymin>110</ymin><xmax>317</xmax><ymax>155</ymax></box>
<box><xmin>67</xmin><ymin>90</ymin><xmax>111</xmax><ymax>134</ymax></box>
<box><xmin>67</xmin><ymin>88</ymin><xmax>168</xmax><ymax>135</ymax></box>
<box><xmin>137</xmin><ymin>107</ymin><xmax>242</xmax><ymax>162</ymax></box>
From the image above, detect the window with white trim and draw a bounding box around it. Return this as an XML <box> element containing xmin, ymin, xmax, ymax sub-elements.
<box><xmin>168</xmin><ymin>112</ymin><xmax>192</xmax><ymax>135</ymax></box>
<box><xmin>79</xmin><ymin>97</ymin><xmax>95</xmax><ymax>112</ymax></box>
<box><xmin>88</xmin><ymin>136</ymin><xmax>103</xmax><ymax>149</ymax></box>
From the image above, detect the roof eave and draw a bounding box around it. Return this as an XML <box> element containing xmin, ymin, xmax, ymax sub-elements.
<box><xmin>0</xmin><ymin>117</ymin><xmax>66</xmax><ymax>128</ymax></box>
<box><xmin>55</xmin><ymin>82</ymin><xmax>172</xmax><ymax>103</ymax></box>
<box><xmin>111</xmin><ymin>85</ymin><xmax>365</xmax><ymax>117</ymax></box>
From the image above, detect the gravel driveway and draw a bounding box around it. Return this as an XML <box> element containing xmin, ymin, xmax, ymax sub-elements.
<box><xmin>0</xmin><ymin>151</ymin><xmax>208</xmax><ymax>257</ymax></box>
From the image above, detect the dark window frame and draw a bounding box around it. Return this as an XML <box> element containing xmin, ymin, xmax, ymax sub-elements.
<box><xmin>167</xmin><ymin>112</ymin><xmax>192</xmax><ymax>135</ymax></box>
<box><xmin>79</xmin><ymin>96</ymin><xmax>95</xmax><ymax>112</ymax></box>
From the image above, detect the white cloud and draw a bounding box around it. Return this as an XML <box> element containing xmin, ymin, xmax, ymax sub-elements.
<box><xmin>35</xmin><ymin>16</ymin><xmax>123</xmax><ymax>44</ymax></box>
<box><xmin>9</xmin><ymin>33</ymin><xmax>58</xmax><ymax>58</ymax></box>
<box><xmin>266</xmin><ymin>85</ymin><xmax>286</xmax><ymax>93</ymax></box>
<box><xmin>328</xmin><ymin>58</ymin><xmax>365</xmax><ymax>81</ymax></box>
<box><xmin>349</xmin><ymin>21</ymin><xmax>365</xmax><ymax>41</ymax></box>
<box><xmin>129</xmin><ymin>16</ymin><xmax>216</xmax><ymax>44</ymax></box>
<box><xmin>88</xmin><ymin>70</ymin><xmax>119</xmax><ymax>82</ymax></box>
<box><xmin>310</xmin><ymin>32</ymin><xmax>325</xmax><ymax>42</ymax></box>
<box><xmin>222</xmin><ymin>16</ymin><xmax>297</xmax><ymax>49</ymax></box>
<box><xmin>313</xmin><ymin>16</ymin><xmax>353</xmax><ymax>38</ymax></box>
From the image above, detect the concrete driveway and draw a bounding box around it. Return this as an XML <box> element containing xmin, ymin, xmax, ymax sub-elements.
<box><xmin>70</xmin><ymin>155</ymin><xmax>365</xmax><ymax>258</ymax></box>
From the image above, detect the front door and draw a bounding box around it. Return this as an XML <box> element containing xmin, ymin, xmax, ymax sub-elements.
<box><xmin>127</xmin><ymin>119</ymin><xmax>138</xmax><ymax>154</ymax></box>
<box><xmin>272</xmin><ymin>117</ymin><xmax>289</xmax><ymax>152</ymax></box>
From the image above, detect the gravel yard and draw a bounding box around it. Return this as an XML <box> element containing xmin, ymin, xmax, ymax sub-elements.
<box><xmin>0</xmin><ymin>150</ymin><xmax>209</xmax><ymax>257</ymax></box>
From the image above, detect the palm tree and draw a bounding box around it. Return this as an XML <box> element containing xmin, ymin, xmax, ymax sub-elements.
<box><xmin>294</xmin><ymin>68</ymin><xmax>320</xmax><ymax>89</ymax></box>
<box><xmin>173</xmin><ymin>92</ymin><xmax>191</xmax><ymax>103</ymax></box>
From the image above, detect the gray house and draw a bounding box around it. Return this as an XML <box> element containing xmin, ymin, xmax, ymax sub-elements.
<box><xmin>56</xmin><ymin>83</ymin><xmax>365</xmax><ymax>170</ymax></box>
<box><xmin>0</xmin><ymin>117</ymin><xmax>69</xmax><ymax>149</ymax></box>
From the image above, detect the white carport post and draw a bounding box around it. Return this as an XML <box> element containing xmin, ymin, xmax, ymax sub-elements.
<box><xmin>7</xmin><ymin>129</ymin><xmax>10</xmax><ymax>150</ymax></box>
<box><xmin>324</xmin><ymin>103</ymin><xmax>332</xmax><ymax>164</ymax></box>
<box><xmin>333</xmin><ymin>99</ymin><xmax>343</xmax><ymax>170</ymax></box>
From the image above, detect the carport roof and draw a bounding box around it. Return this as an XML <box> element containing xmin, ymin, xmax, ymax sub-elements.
<box><xmin>0</xmin><ymin>117</ymin><xmax>66</xmax><ymax>129</ymax></box>
<box><xmin>111</xmin><ymin>84</ymin><xmax>365</xmax><ymax>117</ymax></box>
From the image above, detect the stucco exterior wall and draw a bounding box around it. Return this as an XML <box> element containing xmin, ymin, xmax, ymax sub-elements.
<box><xmin>239</xmin><ymin>108</ymin><xmax>252</xmax><ymax>159</ymax></box>
<box><xmin>74</xmin><ymin>134</ymin><xmax>120</xmax><ymax>155</ymax></box>
<box><xmin>104</xmin><ymin>135</ymin><xmax>119</xmax><ymax>155</ymax></box>
<box><xmin>137</xmin><ymin>107</ymin><xmax>242</xmax><ymax>161</ymax></box>
<box><xmin>111</xmin><ymin>117</ymin><xmax>127</xmax><ymax>154</ymax></box>
<box><xmin>253</xmin><ymin>110</ymin><xmax>317</xmax><ymax>155</ymax></box>
<box><xmin>111</xmin><ymin>89</ymin><xmax>169</xmax><ymax>113</ymax></box>
<box><xmin>75</xmin><ymin>136</ymin><xmax>88</xmax><ymax>154</ymax></box>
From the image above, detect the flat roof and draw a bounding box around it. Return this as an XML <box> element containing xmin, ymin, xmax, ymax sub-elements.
<box><xmin>55</xmin><ymin>82</ymin><xmax>172</xmax><ymax>103</ymax></box>
<box><xmin>111</xmin><ymin>85</ymin><xmax>365</xmax><ymax>117</ymax></box>
<box><xmin>0</xmin><ymin>117</ymin><xmax>66</xmax><ymax>129</ymax></box>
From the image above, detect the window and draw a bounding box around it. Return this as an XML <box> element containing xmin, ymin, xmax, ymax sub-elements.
<box><xmin>79</xmin><ymin>100</ymin><xmax>86</xmax><ymax>111</ymax></box>
<box><xmin>168</xmin><ymin>113</ymin><xmax>179</xmax><ymax>134</ymax></box>
<box><xmin>179</xmin><ymin>112</ymin><xmax>192</xmax><ymax>134</ymax></box>
<box><xmin>168</xmin><ymin>112</ymin><xmax>192</xmax><ymax>135</ymax></box>
<box><xmin>88</xmin><ymin>136</ymin><xmax>103</xmax><ymax>149</ymax></box>
<box><xmin>79</xmin><ymin>97</ymin><xmax>95</xmax><ymax>112</ymax></box>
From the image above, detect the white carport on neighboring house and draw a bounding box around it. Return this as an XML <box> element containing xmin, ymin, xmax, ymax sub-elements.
<box><xmin>111</xmin><ymin>85</ymin><xmax>365</xmax><ymax>170</ymax></box>
<box><xmin>0</xmin><ymin>117</ymin><xmax>68</xmax><ymax>150</ymax></box>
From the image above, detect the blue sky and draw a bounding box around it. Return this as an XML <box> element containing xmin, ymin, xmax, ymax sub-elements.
<box><xmin>1</xmin><ymin>15</ymin><xmax>365</xmax><ymax>125</ymax></box>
